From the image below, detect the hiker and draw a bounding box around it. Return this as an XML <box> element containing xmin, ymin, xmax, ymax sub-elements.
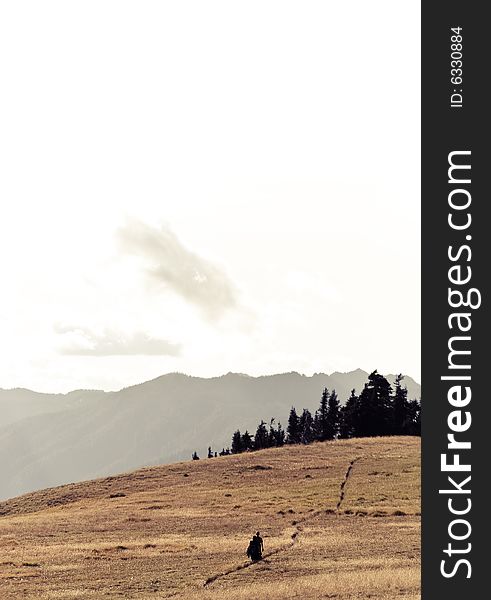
<box><xmin>254</xmin><ymin>531</ymin><xmax>264</xmax><ymax>555</ymax></box>
<box><xmin>246</xmin><ymin>532</ymin><xmax>264</xmax><ymax>561</ymax></box>
<box><xmin>246</xmin><ymin>538</ymin><xmax>255</xmax><ymax>560</ymax></box>
<box><xmin>246</xmin><ymin>537</ymin><xmax>261</xmax><ymax>561</ymax></box>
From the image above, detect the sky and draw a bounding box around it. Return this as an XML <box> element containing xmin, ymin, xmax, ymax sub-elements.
<box><xmin>0</xmin><ymin>1</ymin><xmax>420</xmax><ymax>393</ymax></box>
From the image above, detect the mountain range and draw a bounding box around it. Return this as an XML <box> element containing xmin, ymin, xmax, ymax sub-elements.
<box><xmin>0</xmin><ymin>369</ymin><xmax>420</xmax><ymax>501</ymax></box>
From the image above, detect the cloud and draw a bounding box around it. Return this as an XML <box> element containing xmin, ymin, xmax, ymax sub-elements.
<box><xmin>117</xmin><ymin>219</ymin><xmax>237</xmax><ymax>319</ymax></box>
<box><xmin>56</xmin><ymin>325</ymin><xmax>180</xmax><ymax>356</ymax></box>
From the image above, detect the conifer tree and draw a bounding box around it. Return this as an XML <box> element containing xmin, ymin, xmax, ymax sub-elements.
<box><xmin>299</xmin><ymin>408</ymin><xmax>315</xmax><ymax>444</ymax></box>
<box><xmin>254</xmin><ymin>420</ymin><xmax>270</xmax><ymax>449</ymax></box>
<box><xmin>274</xmin><ymin>421</ymin><xmax>286</xmax><ymax>446</ymax></box>
<box><xmin>356</xmin><ymin>371</ymin><xmax>392</xmax><ymax>436</ymax></box>
<box><xmin>268</xmin><ymin>418</ymin><xmax>277</xmax><ymax>447</ymax></box>
<box><xmin>241</xmin><ymin>430</ymin><xmax>253</xmax><ymax>451</ymax></box>
<box><xmin>315</xmin><ymin>388</ymin><xmax>330</xmax><ymax>441</ymax></box>
<box><xmin>406</xmin><ymin>399</ymin><xmax>421</xmax><ymax>436</ymax></box>
<box><xmin>339</xmin><ymin>389</ymin><xmax>358</xmax><ymax>438</ymax></box>
<box><xmin>287</xmin><ymin>407</ymin><xmax>301</xmax><ymax>444</ymax></box>
<box><xmin>392</xmin><ymin>374</ymin><xmax>409</xmax><ymax>434</ymax></box>
<box><xmin>326</xmin><ymin>390</ymin><xmax>341</xmax><ymax>439</ymax></box>
<box><xmin>231</xmin><ymin>430</ymin><xmax>243</xmax><ymax>454</ymax></box>
<box><xmin>313</xmin><ymin>410</ymin><xmax>320</xmax><ymax>439</ymax></box>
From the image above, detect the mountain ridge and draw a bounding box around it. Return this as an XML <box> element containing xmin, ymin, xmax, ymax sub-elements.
<box><xmin>0</xmin><ymin>368</ymin><xmax>420</xmax><ymax>396</ymax></box>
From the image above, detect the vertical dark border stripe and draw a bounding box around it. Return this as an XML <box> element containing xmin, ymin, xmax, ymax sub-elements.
<box><xmin>422</xmin><ymin>2</ymin><xmax>487</xmax><ymax>596</ymax></box>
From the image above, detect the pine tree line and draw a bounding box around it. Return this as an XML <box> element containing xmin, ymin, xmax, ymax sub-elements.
<box><xmin>193</xmin><ymin>371</ymin><xmax>421</xmax><ymax>459</ymax></box>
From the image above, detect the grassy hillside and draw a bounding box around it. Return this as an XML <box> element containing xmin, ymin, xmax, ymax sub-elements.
<box><xmin>0</xmin><ymin>437</ymin><xmax>420</xmax><ymax>599</ymax></box>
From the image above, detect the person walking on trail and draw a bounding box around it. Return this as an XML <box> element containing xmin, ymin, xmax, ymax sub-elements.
<box><xmin>246</xmin><ymin>532</ymin><xmax>264</xmax><ymax>561</ymax></box>
<box><xmin>246</xmin><ymin>537</ymin><xmax>257</xmax><ymax>561</ymax></box>
<box><xmin>254</xmin><ymin>531</ymin><xmax>264</xmax><ymax>555</ymax></box>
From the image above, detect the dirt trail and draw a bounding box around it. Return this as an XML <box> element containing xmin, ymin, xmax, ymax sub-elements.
<box><xmin>203</xmin><ymin>455</ymin><xmax>361</xmax><ymax>587</ymax></box>
<box><xmin>336</xmin><ymin>457</ymin><xmax>359</xmax><ymax>512</ymax></box>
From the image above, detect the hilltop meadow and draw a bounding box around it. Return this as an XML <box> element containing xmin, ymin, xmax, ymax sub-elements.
<box><xmin>0</xmin><ymin>436</ymin><xmax>420</xmax><ymax>599</ymax></box>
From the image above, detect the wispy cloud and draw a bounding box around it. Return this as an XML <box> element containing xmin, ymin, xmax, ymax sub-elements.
<box><xmin>55</xmin><ymin>325</ymin><xmax>180</xmax><ymax>356</ymax></box>
<box><xmin>117</xmin><ymin>219</ymin><xmax>237</xmax><ymax>320</ymax></box>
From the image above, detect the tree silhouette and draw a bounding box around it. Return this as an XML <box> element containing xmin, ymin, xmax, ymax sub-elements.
<box><xmin>339</xmin><ymin>389</ymin><xmax>358</xmax><ymax>438</ymax></box>
<box><xmin>274</xmin><ymin>421</ymin><xmax>286</xmax><ymax>446</ymax></box>
<box><xmin>313</xmin><ymin>410</ymin><xmax>320</xmax><ymax>439</ymax></box>
<box><xmin>254</xmin><ymin>420</ymin><xmax>270</xmax><ymax>450</ymax></box>
<box><xmin>392</xmin><ymin>374</ymin><xmax>409</xmax><ymax>435</ymax></box>
<box><xmin>299</xmin><ymin>408</ymin><xmax>315</xmax><ymax>444</ymax></box>
<box><xmin>241</xmin><ymin>430</ymin><xmax>253</xmax><ymax>451</ymax></box>
<box><xmin>326</xmin><ymin>390</ymin><xmax>340</xmax><ymax>439</ymax></box>
<box><xmin>231</xmin><ymin>430</ymin><xmax>243</xmax><ymax>454</ymax></box>
<box><xmin>287</xmin><ymin>407</ymin><xmax>301</xmax><ymax>444</ymax></box>
<box><xmin>315</xmin><ymin>388</ymin><xmax>330</xmax><ymax>441</ymax></box>
<box><xmin>356</xmin><ymin>371</ymin><xmax>393</xmax><ymax>437</ymax></box>
<box><xmin>406</xmin><ymin>399</ymin><xmax>421</xmax><ymax>436</ymax></box>
<box><xmin>268</xmin><ymin>418</ymin><xmax>277</xmax><ymax>447</ymax></box>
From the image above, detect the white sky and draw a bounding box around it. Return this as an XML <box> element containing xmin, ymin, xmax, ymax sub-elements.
<box><xmin>0</xmin><ymin>1</ymin><xmax>420</xmax><ymax>393</ymax></box>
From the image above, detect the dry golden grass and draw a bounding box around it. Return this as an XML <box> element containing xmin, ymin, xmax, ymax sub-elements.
<box><xmin>0</xmin><ymin>436</ymin><xmax>420</xmax><ymax>599</ymax></box>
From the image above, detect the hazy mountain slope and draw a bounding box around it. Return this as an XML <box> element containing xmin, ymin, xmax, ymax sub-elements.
<box><xmin>0</xmin><ymin>388</ymin><xmax>107</xmax><ymax>427</ymax></box>
<box><xmin>0</xmin><ymin>371</ymin><xmax>420</xmax><ymax>500</ymax></box>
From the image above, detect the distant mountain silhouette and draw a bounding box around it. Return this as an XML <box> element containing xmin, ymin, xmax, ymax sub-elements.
<box><xmin>0</xmin><ymin>370</ymin><xmax>420</xmax><ymax>500</ymax></box>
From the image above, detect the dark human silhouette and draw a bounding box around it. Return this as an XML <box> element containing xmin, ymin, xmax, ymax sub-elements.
<box><xmin>255</xmin><ymin>531</ymin><xmax>264</xmax><ymax>554</ymax></box>
<box><xmin>246</xmin><ymin>538</ymin><xmax>256</xmax><ymax>560</ymax></box>
<box><xmin>191</xmin><ymin>451</ymin><xmax>200</xmax><ymax>460</ymax></box>
<box><xmin>246</xmin><ymin>532</ymin><xmax>263</xmax><ymax>561</ymax></box>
